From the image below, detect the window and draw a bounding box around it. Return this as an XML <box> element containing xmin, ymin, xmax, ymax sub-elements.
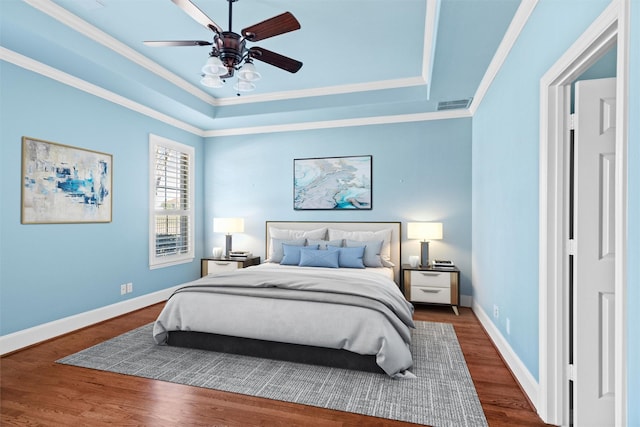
<box><xmin>149</xmin><ymin>134</ymin><xmax>194</xmax><ymax>269</ymax></box>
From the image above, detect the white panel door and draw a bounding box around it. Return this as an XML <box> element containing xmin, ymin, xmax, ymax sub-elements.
<box><xmin>573</xmin><ymin>77</ymin><xmax>616</xmax><ymax>427</ymax></box>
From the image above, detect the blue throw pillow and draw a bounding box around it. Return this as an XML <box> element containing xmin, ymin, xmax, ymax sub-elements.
<box><xmin>328</xmin><ymin>245</ymin><xmax>366</xmax><ymax>268</ymax></box>
<box><xmin>281</xmin><ymin>243</ymin><xmax>318</xmax><ymax>265</ymax></box>
<box><xmin>298</xmin><ymin>248</ymin><xmax>339</xmax><ymax>268</ymax></box>
<box><xmin>345</xmin><ymin>239</ymin><xmax>384</xmax><ymax>267</ymax></box>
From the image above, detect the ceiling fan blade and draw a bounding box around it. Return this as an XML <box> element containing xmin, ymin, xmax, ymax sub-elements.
<box><xmin>171</xmin><ymin>0</ymin><xmax>223</xmax><ymax>33</ymax></box>
<box><xmin>249</xmin><ymin>47</ymin><xmax>302</xmax><ymax>73</ymax></box>
<box><xmin>144</xmin><ymin>40</ymin><xmax>212</xmax><ymax>47</ymax></box>
<box><xmin>242</xmin><ymin>12</ymin><xmax>300</xmax><ymax>42</ymax></box>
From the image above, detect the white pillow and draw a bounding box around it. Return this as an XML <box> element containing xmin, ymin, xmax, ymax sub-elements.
<box><xmin>328</xmin><ymin>228</ymin><xmax>394</xmax><ymax>267</ymax></box>
<box><xmin>268</xmin><ymin>227</ymin><xmax>327</xmax><ymax>259</ymax></box>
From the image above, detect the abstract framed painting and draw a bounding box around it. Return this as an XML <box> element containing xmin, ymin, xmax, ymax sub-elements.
<box><xmin>293</xmin><ymin>155</ymin><xmax>372</xmax><ymax>210</ymax></box>
<box><xmin>21</xmin><ymin>136</ymin><xmax>113</xmax><ymax>224</ymax></box>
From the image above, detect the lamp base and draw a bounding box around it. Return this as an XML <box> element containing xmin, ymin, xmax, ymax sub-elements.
<box><xmin>420</xmin><ymin>241</ymin><xmax>430</xmax><ymax>267</ymax></box>
<box><xmin>225</xmin><ymin>234</ymin><xmax>233</xmax><ymax>258</ymax></box>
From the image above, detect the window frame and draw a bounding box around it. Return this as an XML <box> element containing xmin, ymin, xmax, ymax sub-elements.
<box><xmin>148</xmin><ymin>134</ymin><xmax>195</xmax><ymax>269</ymax></box>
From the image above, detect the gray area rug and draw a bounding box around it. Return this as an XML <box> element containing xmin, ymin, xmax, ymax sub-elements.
<box><xmin>58</xmin><ymin>321</ymin><xmax>487</xmax><ymax>427</ymax></box>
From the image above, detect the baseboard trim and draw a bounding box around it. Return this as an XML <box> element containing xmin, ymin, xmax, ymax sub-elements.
<box><xmin>0</xmin><ymin>285</ymin><xmax>180</xmax><ymax>356</ymax></box>
<box><xmin>472</xmin><ymin>301</ymin><xmax>540</xmax><ymax>412</ymax></box>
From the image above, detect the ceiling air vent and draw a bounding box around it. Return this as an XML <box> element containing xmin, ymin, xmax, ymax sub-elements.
<box><xmin>437</xmin><ymin>98</ymin><xmax>473</xmax><ymax>111</ymax></box>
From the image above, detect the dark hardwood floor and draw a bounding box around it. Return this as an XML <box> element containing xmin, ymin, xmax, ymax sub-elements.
<box><xmin>1</xmin><ymin>304</ymin><xmax>550</xmax><ymax>426</ymax></box>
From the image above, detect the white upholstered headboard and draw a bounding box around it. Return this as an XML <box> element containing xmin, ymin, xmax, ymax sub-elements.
<box><xmin>265</xmin><ymin>221</ymin><xmax>402</xmax><ymax>283</ymax></box>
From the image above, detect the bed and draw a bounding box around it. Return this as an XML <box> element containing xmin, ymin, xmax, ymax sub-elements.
<box><xmin>153</xmin><ymin>221</ymin><xmax>415</xmax><ymax>378</ymax></box>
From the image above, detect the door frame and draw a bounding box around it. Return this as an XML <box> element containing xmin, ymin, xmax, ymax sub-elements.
<box><xmin>538</xmin><ymin>1</ymin><xmax>629</xmax><ymax>425</ymax></box>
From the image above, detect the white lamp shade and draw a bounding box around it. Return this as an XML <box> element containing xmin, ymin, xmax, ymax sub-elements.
<box><xmin>213</xmin><ymin>217</ymin><xmax>244</xmax><ymax>234</ymax></box>
<box><xmin>238</xmin><ymin>62</ymin><xmax>261</xmax><ymax>82</ymax></box>
<box><xmin>202</xmin><ymin>56</ymin><xmax>227</xmax><ymax>76</ymax></box>
<box><xmin>200</xmin><ymin>75</ymin><xmax>224</xmax><ymax>88</ymax></box>
<box><xmin>407</xmin><ymin>222</ymin><xmax>443</xmax><ymax>241</ymax></box>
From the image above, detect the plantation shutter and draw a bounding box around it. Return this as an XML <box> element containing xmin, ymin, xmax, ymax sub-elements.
<box><xmin>149</xmin><ymin>135</ymin><xmax>194</xmax><ymax>268</ymax></box>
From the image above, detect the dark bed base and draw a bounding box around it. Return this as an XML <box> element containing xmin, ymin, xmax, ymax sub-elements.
<box><xmin>167</xmin><ymin>331</ymin><xmax>384</xmax><ymax>374</ymax></box>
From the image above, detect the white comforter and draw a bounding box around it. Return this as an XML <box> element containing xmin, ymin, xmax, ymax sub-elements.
<box><xmin>153</xmin><ymin>264</ymin><xmax>415</xmax><ymax>378</ymax></box>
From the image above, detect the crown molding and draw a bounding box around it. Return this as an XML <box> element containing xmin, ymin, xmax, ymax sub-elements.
<box><xmin>9</xmin><ymin>0</ymin><xmax>534</xmax><ymax>138</ymax></box>
<box><xmin>16</xmin><ymin>0</ymin><xmax>533</xmax><ymax>128</ymax></box>
<box><xmin>203</xmin><ymin>108</ymin><xmax>471</xmax><ymax>137</ymax></box>
<box><xmin>1</xmin><ymin>47</ymin><xmax>204</xmax><ymax>137</ymax></box>
<box><xmin>468</xmin><ymin>0</ymin><xmax>539</xmax><ymax>115</ymax></box>
<box><xmin>214</xmin><ymin>0</ymin><xmax>438</xmax><ymax>107</ymax></box>
<box><xmin>21</xmin><ymin>0</ymin><xmax>218</xmax><ymax>106</ymax></box>
<box><xmin>3</xmin><ymin>46</ymin><xmax>468</xmax><ymax>138</ymax></box>
<box><xmin>422</xmin><ymin>0</ymin><xmax>441</xmax><ymax>96</ymax></box>
<box><xmin>213</xmin><ymin>76</ymin><xmax>427</xmax><ymax>106</ymax></box>
<box><xmin>22</xmin><ymin>0</ymin><xmax>433</xmax><ymax>108</ymax></box>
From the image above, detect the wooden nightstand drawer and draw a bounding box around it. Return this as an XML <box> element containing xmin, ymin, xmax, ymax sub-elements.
<box><xmin>408</xmin><ymin>270</ymin><xmax>451</xmax><ymax>288</ymax></box>
<box><xmin>411</xmin><ymin>285</ymin><xmax>451</xmax><ymax>304</ymax></box>
<box><xmin>205</xmin><ymin>260</ymin><xmax>240</xmax><ymax>274</ymax></box>
<box><xmin>201</xmin><ymin>256</ymin><xmax>260</xmax><ymax>277</ymax></box>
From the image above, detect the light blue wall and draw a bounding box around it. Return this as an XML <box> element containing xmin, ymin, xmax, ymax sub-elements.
<box><xmin>203</xmin><ymin>119</ymin><xmax>473</xmax><ymax>296</ymax></box>
<box><xmin>471</xmin><ymin>0</ymin><xmax>611</xmax><ymax>380</ymax></box>
<box><xmin>0</xmin><ymin>62</ymin><xmax>205</xmax><ymax>335</ymax></box>
<box><xmin>627</xmin><ymin>1</ymin><xmax>640</xmax><ymax>424</ymax></box>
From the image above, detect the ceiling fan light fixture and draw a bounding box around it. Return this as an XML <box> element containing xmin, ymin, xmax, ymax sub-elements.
<box><xmin>202</xmin><ymin>55</ymin><xmax>227</xmax><ymax>76</ymax></box>
<box><xmin>201</xmin><ymin>75</ymin><xmax>224</xmax><ymax>88</ymax></box>
<box><xmin>238</xmin><ymin>61</ymin><xmax>261</xmax><ymax>82</ymax></box>
<box><xmin>148</xmin><ymin>0</ymin><xmax>302</xmax><ymax>91</ymax></box>
<box><xmin>233</xmin><ymin>78</ymin><xmax>256</xmax><ymax>92</ymax></box>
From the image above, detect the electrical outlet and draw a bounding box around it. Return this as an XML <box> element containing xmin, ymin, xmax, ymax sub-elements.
<box><xmin>493</xmin><ymin>304</ymin><xmax>499</xmax><ymax>318</ymax></box>
<box><xmin>126</xmin><ymin>282</ymin><xmax>133</xmax><ymax>293</ymax></box>
<box><xmin>506</xmin><ymin>318</ymin><xmax>511</xmax><ymax>335</ymax></box>
<box><xmin>120</xmin><ymin>284</ymin><xmax>127</xmax><ymax>295</ymax></box>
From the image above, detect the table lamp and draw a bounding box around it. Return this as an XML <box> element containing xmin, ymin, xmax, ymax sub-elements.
<box><xmin>407</xmin><ymin>222</ymin><xmax>443</xmax><ymax>267</ymax></box>
<box><xmin>213</xmin><ymin>217</ymin><xmax>244</xmax><ymax>257</ymax></box>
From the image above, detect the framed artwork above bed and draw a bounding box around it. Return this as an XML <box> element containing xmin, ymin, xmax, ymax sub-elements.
<box><xmin>293</xmin><ymin>155</ymin><xmax>372</xmax><ymax>210</ymax></box>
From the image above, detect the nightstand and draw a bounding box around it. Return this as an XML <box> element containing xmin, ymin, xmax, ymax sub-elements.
<box><xmin>201</xmin><ymin>256</ymin><xmax>260</xmax><ymax>277</ymax></box>
<box><xmin>402</xmin><ymin>264</ymin><xmax>460</xmax><ymax>315</ymax></box>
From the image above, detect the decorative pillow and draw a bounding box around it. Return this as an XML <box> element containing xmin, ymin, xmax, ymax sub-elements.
<box><xmin>345</xmin><ymin>239</ymin><xmax>383</xmax><ymax>267</ymax></box>
<box><xmin>268</xmin><ymin>227</ymin><xmax>327</xmax><ymax>259</ymax></box>
<box><xmin>329</xmin><ymin>228</ymin><xmax>394</xmax><ymax>267</ymax></box>
<box><xmin>328</xmin><ymin>245</ymin><xmax>365</xmax><ymax>269</ymax></box>
<box><xmin>281</xmin><ymin>243</ymin><xmax>319</xmax><ymax>265</ymax></box>
<box><xmin>268</xmin><ymin>238</ymin><xmax>305</xmax><ymax>263</ymax></box>
<box><xmin>306</xmin><ymin>239</ymin><xmax>343</xmax><ymax>250</ymax></box>
<box><xmin>269</xmin><ymin>227</ymin><xmax>327</xmax><ymax>240</ymax></box>
<box><xmin>298</xmin><ymin>248</ymin><xmax>340</xmax><ymax>268</ymax></box>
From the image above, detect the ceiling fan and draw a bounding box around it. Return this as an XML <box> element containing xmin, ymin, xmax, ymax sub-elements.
<box><xmin>144</xmin><ymin>0</ymin><xmax>303</xmax><ymax>92</ymax></box>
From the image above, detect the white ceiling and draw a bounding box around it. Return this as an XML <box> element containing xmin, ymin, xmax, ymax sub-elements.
<box><xmin>1</xmin><ymin>0</ymin><xmax>522</xmax><ymax>132</ymax></box>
